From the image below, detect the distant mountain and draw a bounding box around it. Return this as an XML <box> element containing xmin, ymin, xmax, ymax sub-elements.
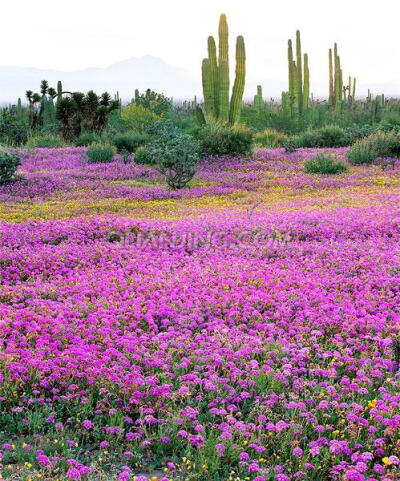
<box><xmin>0</xmin><ymin>56</ymin><xmax>200</xmax><ymax>104</ymax></box>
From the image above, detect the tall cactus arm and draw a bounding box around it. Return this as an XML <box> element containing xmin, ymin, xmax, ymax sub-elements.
<box><xmin>229</xmin><ymin>35</ymin><xmax>246</xmax><ymax>125</ymax></box>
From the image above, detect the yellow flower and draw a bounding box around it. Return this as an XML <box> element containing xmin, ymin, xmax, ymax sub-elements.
<box><xmin>382</xmin><ymin>457</ymin><xmax>393</xmax><ymax>466</ymax></box>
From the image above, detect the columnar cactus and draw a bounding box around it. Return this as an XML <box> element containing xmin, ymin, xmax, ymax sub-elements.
<box><xmin>202</xmin><ymin>59</ymin><xmax>214</xmax><ymax>116</ymax></box>
<box><xmin>296</xmin><ymin>30</ymin><xmax>303</xmax><ymax>115</ymax></box>
<box><xmin>288</xmin><ymin>40</ymin><xmax>294</xmax><ymax>101</ymax></box>
<box><xmin>207</xmin><ymin>36</ymin><xmax>219</xmax><ymax>117</ymax></box>
<box><xmin>352</xmin><ymin>77</ymin><xmax>356</xmax><ymax>99</ymax></box>
<box><xmin>229</xmin><ymin>35</ymin><xmax>246</xmax><ymax>125</ymax></box>
<box><xmin>254</xmin><ymin>85</ymin><xmax>263</xmax><ymax>110</ymax></box>
<box><xmin>302</xmin><ymin>53</ymin><xmax>309</xmax><ymax>112</ymax></box>
<box><xmin>57</xmin><ymin>81</ymin><xmax>63</xmax><ymax>105</ymax></box>
<box><xmin>286</xmin><ymin>30</ymin><xmax>309</xmax><ymax>116</ymax></box>
<box><xmin>329</xmin><ymin>49</ymin><xmax>334</xmax><ymax>107</ymax></box>
<box><xmin>201</xmin><ymin>14</ymin><xmax>246</xmax><ymax>125</ymax></box>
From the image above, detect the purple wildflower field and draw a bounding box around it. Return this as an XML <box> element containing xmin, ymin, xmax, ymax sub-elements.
<box><xmin>1</xmin><ymin>147</ymin><xmax>400</xmax><ymax>481</ymax></box>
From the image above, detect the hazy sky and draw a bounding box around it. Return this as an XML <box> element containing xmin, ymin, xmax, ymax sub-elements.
<box><xmin>2</xmin><ymin>0</ymin><xmax>400</xmax><ymax>97</ymax></box>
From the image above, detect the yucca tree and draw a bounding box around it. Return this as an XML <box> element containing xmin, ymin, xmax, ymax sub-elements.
<box><xmin>40</xmin><ymin>80</ymin><xmax>49</xmax><ymax>97</ymax></box>
<box><xmin>56</xmin><ymin>97</ymin><xmax>77</xmax><ymax>141</ymax></box>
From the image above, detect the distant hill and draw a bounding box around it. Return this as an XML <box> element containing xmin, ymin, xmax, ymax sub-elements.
<box><xmin>1</xmin><ymin>56</ymin><xmax>398</xmax><ymax>105</ymax></box>
<box><xmin>0</xmin><ymin>56</ymin><xmax>200</xmax><ymax>104</ymax></box>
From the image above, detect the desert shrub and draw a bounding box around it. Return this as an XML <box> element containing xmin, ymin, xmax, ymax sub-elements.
<box><xmin>134</xmin><ymin>89</ymin><xmax>171</xmax><ymax>116</ymax></box>
<box><xmin>0</xmin><ymin>111</ymin><xmax>28</xmax><ymax>146</ymax></box>
<box><xmin>87</xmin><ymin>143</ymin><xmax>115</xmax><ymax>163</ymax></box>
<box><xmin>305</xmin><ymin>153</ymin><xmax>348</xmax><ymax>175</ymax></box>
<box><xmin>112</xmin><ymin>132</ymin><xmax>149</xmax><ymax>154</ymax></box>
<box><xmin>379</xmin><ymin>112</ymin><xmax>400</xmax><ymax>132</ymax></box>
<box><xmin>121</xmin><ymin>104</ymin><xmax>161</xmax><ymax>133</ymax></box>
<box><xmin>348</xmin><ymin>130</ymin><xmax>400</xmax><ymax>165</ymax></box>
<box><xmin>0</xmin><ymin>147</ymin><xmax>21</xmax><ymax>184</ymax></box>
<box><xmin>282</xmin><ymin>137</ymin><xmax>298</xmax><ymax>153</ymax></box>
<box><xmin>297</xmin><ymin>125</ymin><xmax>348</xmax><ymax>148</ymax></box>
<box><xmin>134</xmin><ymin>146</ymin><xmax>152</xmax><ymax>165</ymax></box>
<box><xmin>144</xmin><ymin>121</ymin><xmax>200</xmax><ymax>189</ymax></box>
<box><xmin>75</xmin><ymin>132</ymin><xmax>101</xmax><ymax>146</ymax></box>
<box><xmin>254</xmin><ymin>128</ymin><xmax>288</xmax><ymax>147</ymax></box>
<box><xmin>344</xmin><ymin>125</ymin><xmax>376</xmax><ymax>144</ymax></box>
<box><xmin>197</xmin><ymin>122</ymin><xmax>253</xmax><ymax>156</ymax></box>
<box><xmin>27</xmin><ymin>135</ymin><xmax>65</xmax><ymax>148</ymax></box>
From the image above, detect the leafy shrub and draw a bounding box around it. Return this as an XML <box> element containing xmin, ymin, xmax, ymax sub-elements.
<box><xmin>144</xmin><ymin>121</ymin><xmax>200</xmax><ymax>189</ymax></box>
<box><xmin>134</xmin><ymin>89</ymin><xmax>171</xmax><ymax>116</ymax></box>
<box><xmin>379</xmin><ymin>112</ymin><xmax>400</xmax><ymax>132</ymax></box>
<box><xmin>27</xmin><ymin>135</ymin><xmax>65</xmax><ymax>148</ymax></box>
<box><xmin>197</xmin><ymin>122</ymin><xmax>253</xmax><ymax>156</ymax></box>
<box><xmin>0</xmin><ymin>147</ymin><xmax>21</xmax><ymax>184</ymax></box>
<box><xmin>344</xmin><ymin>125</ymin><xmax>376</xmax><ymax>144</ymax></box>
<box><xmin>282</xmin><ymin>138</ymin><xmax>298</xmax><ymax>153</ymax></box>
<box><xmin>134</xmin><ymin>147</ymin><xmax>152</xmax><ymax>165</ymax></box>
<box><xmin>305</xmin><ymin>153</ymin><xmax>348</xmax><ymax>175</ymax></box>
<box><xmin>75</xmin><ymin>132</ymin><xmax>101</xmax><ymax>146</ymax></box>
<box><xmin>297</xmin><ymin>125</ymin><xmax>348</xmax><ymax>148</ymax></box>
<box><xmin>112</xmin><ymin>132</ymin><xmax>149</xmax><ymax>154</ymax></box>
<box><xmin>87</xmin><ymin>143</ymin><xmax>115</xmax><ymax>163</ymax></box>
<box><xmin>348</xmin><ymin>130</ymin><xmax>400</xmax><ymax>165</ymax></box>
<box><xmin>0</xmin><ymin>111</ymin><xmax>28</xmax><ymax>146</ymax></box>
<box><xmin>254</xmin><ymin>128</ymin><xmax>288</xmax><ymax>147</ymax></box>
<box><xmin>121</xmin><ymin>104</ymin><xmax>161</xmax><ymax>133</ymax></box>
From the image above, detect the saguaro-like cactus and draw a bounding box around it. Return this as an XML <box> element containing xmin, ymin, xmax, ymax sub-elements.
<box><xmin>302</xmin><ymin>53</ymin><xmax>309</xmax><ymax>112</ymax></box>
<box><xmin>202</xmin><ymin>59</ymin><xmax>214</xmax><ymax>116</ymax></box>
<box><xmin>57</xmin><ymin>81</ymin><xmax>63</xmax><ymax>105</ymax></box>
<box><xmin>207</xmin><ymin>36</ymin><xmax>219</xmax><ymax>117</ymax></box>
<box><xmin>254</xmin><ymin>85</ymin><xmax>263</xmax><ymax>110</ymax></box>
<box><xmin>296</xmin><ymin>30</ymin><xmax>303</xmax><ymax>115</ymax></box>
<box><xmin>328</xmin><ymin>49</ymin><xmax>334</xmax><ymax>107</ymax></box>
<box><xmin>201</xmin><ymin>14</ymin><xmax>246</xmax><ymax>125</ymax></box>
<box><xmin>288</xmin><ymin>40</ymin><xmax>294</xmax><ymax>101</ymax></box>
<box><xmin>229</xmin><ymin>35</ymin><xmax>246</xmax><ymax>125</ymax></box>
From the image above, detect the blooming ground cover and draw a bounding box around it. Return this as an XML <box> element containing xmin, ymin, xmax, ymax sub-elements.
<box><xmin>1</xmin><ymin>148</ymin><xmax>400</xmax><ymax>481</ymax></box>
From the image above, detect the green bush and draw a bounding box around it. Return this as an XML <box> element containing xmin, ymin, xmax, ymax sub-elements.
<box><xmin>254</xmin><ymin>128</ymin><xmax>288</xmax><ymax>147</ymax></box>
<box><xmin>27</xmin><ymin>135</ymin><xmax>65</xmax><ymax>148</ymax></box>
<box><xmin>87</xmin><ymin>143</ymin><xmax>115</xmax><ymax>163</ymax></box>
<box><xmin>305</xmin><ymin>153</ymin><xmax>348</xmax><ymax>175</ymax></box>
<box><xmin>0</xmin><ymin>111</ymin><xmax>28</xmax><ymax>146</ymax></box>
<box><xmin>75</xmin><ymin>132</ymin><xmax>101</xmax><ymax>146</ymax></box>
<box><xmin>0</xmin><ymin>147</ymin><xmax>21</xmax><ymax>184</ymax></box>
<box><xmin>197</xmin><ymin>122</ymin><xmax>253</xmax><ymax>156</ymax></box>
<box><xmin>297</xmin><ymin>125</ymin><xmax>348</xmax><ymax>148</ymax></box>
<box><xmin>134</xmin><ymin>147</ymin><xmax>152</xmax><ymax>165</ymax></box>
<box><xmin>344</xmin><ymin>125</ymin><xmax>376</xmax><ymax>144</ymax></box>
<box><xmin>144</xmin><ymin>121</ymin><xmax>200</xmax><ymax>189</ymax></box>
<box><xmin>112</xmin><ymin>132</ymin><xmax>149</xmax><ymax>154</ymax></box>
<box><xmin>348</xmin><ymin>130</ymin><xmax>400</xmax><ymax>165</ymax></box>
<box><xmin>121</xmin><ymin>104</ymin><xmax>161</xmax><ymax>133</ymax></box>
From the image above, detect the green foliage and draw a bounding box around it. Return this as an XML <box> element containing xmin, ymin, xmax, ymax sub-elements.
<box><xmin>112</xmin><ymin>132</ymin><xmax>149</xmax><ymax>154</ymax></box>
<box><xmin>75</xmin><ymin>132</ymin><xmax>101</xmax><ymax>147</ymax></box>
<box><xmin>0</xmin><ymin>110</ymin><xmax>28</xmax><ymax>146</ymax></box>
<box><xmin>26</xmin><ymin>135</ymin><xmax>65</xmax><ymax>148</ymax></box>
<box><xmin>254</xmin><ymin>128</ymin><xmax>288</xmax><ymax>147</ymax></box>
<box><xmin>197</xmin><ymin>122</ymin><xmax>253</xmax><ymax>156</ymax></box>
<box><xmin>87</xmin><ymin>143</ymin><xmax>115</xmax><ymax>163</ymax></box>
<box><xmin>305</xmin><ymin>153</ymin><xmax>348</xmax><ymax>174</ymax></box>
<box><xmin>144</xmin><ymin>122</ymin><xmax>200</xmax><ymax>189</ymax></box>
<box><xmin>379</xmin><ymin>112</ymin><xmax>400</xmax><ymax>132</ymax></box>
<box><xmin>348</xmin><ymin>130</ymin><xmax>400</xmax><ymax>165</ymax></box>
<box><xmin>133</xmin><ymin>89</ymin><xmax>171</xmax><ymax>116</ymax></box>
<box><xmin>134</xmin><ymin>146</ymin><xmax>152</xmax><ymax>165</ymax></box>
<box><xmin>0</xmin><ymin>147</ymin><xmax>21</xmax><ymax>184</ymax></box>
<box><xmin>296</xmin><ymin>125</ymin><xmax>348</xmax><ymax>148</ymax></box>
<box><xmin>121</xmin><ymin>103</ymin><xmax>161</xmax><ymax>133</ymax></box>
<box><xmin>344</xmin><ymin>125</ymin><xmax>376</xmax><ymax>144</ymax></box>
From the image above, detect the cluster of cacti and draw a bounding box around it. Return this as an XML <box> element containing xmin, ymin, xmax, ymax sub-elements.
<box><xmin>254</xmin><ymin>85</ymin><xmax>263</xmax><ymax>111</ymax></box>
<box><xmin>286</xmin><ymin>30</ymin><xmax>309</xmax><ymax>116</ymax></box>
<box><xmin>328</xmin><ymin>44</ymin><xmax>356</xmax><ymax>111</ymax></box>
<box><xmin>201</xmin><ymin>14</ymin><xmax>246</xmax><ymax>125</ymax></box>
